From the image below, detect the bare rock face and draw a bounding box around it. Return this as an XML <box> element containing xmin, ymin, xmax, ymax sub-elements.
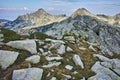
<box><xmin>88</xmin><ymin>72</ymin><xmax>113</xmax><ymax>80</ymax></box>
<box><xmin>71</xmin><ymin>8</ymin><xmax>120</xmax><ymax>27</ymax></box>
<box><xmin>114</xmin><ymin>13</ymin><xmax>120</xmax><ymax>26</ymax></box>
<box><xmin>71</xmin><ymin>8</ymin><xmax>96</xmax><ymax>18</ymax></box>
<box><xmin>90</xmin><ymin>59</ymin><xmax>120</xmax><ymax>80</ymax></box>
<box><xmin>16</xmin><ymin>8</ymin><xmax>67</xmax><ymax>29</ymax></box>
<box><xmin>97</xmin><ymin>14</ymin><xmax>115</xmax><ymax>25</ymax></box>
<box><xmin>0</xmin><ymin>50</ymin><xmax>19</xmax><ymax>70</ymax></box>
<box><xmin>12</xmin><ymin>68</ymin><xmax>43</xmax><ymax>80</ymax></box>
<box><xmin>32</xmin><ymin>15</ymin><xmax>120</xmax><ymax>55</ymax></box>
<box><xmin>6</xmin><ymin>39</ymin><xmax>37</xmax><ymax>54</ymax></box>
<box><xmin>99</xmin><ymin>25</ymin><xmax>120</xmax><ymax>54</ymax></box>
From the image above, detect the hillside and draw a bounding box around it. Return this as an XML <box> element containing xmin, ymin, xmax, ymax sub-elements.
<box><xmin>0</xmin><ymin>8</ymin><xmax>120</xmax><ymax>80</ymax></box>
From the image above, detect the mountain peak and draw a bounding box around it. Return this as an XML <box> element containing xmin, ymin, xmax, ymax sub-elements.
<box><xmin>37</xmin><ymin>8</ymin><xmax>46</xmax><ymax>13</ymax></box>
<box><xmin>34</xmin><ymin>8</ymin><xmax>48</xmax><ymax>15</ymax></box>
<box><xmin>77</xmin><ymin>8</ymin><xmax>88</xmax><ymax>12</ymax></box>
<box><xmin>71</xmin><ymin>8</ymin><xmax>95</xmax><ymax>18</ymax></box>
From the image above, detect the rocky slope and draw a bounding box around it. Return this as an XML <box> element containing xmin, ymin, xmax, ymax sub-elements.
<box><xmin>71</xmin><ymin>8</ymin><xmax>120</xmax><ymax>27</ymax></box>
<box><xmin>0</xmin><ymin>16</ymin><xmax>120</xmax><ymax>80</ymax></box>
<box><xmin>114</xmin><ymin>13</ymin><xmax>120</xmax><ymax>26</ymax></box>
<box><xmin>16</xmin><ymin>8</ymin><xmax>67</xmax><ymax>29</ymax></box>
<box><xmin>0</xmin><ymin>19</ymin><xmax>11</xmax><ymax>27</ymax></box>
<box><xmin>0</xmin><ymin>8</ymin><xmax>67</xmax><ymax>30</ymax></box>
<box><xmin>30</xmin><ymin>15</ymin><xmax>120</xmax><ymax>55</ymax></box>
<box><xmin>0</xmin><ymin>8</ymin><xmax>120</xmax><ymax>80</ymax></box>
<box><xmin>1</xmin><ymin>8</ymin><xmax>120</xmax><ymax>31</ymax></box>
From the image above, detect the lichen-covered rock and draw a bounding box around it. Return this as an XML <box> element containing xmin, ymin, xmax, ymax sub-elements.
<box><xmin>99</xmin><ymin>26</ymin><xmax>120</xmax><ymax>54</ymax></box>
<box><xmin>91</xmin><ymin>61</ymin><xmax>120</xmax><ymax>80</ymax></box>
<box><xmin>65</xmin><ymin>65</ymin><xmax>73</xmax><ymax>70</ymax></box>
<box><xmin>93</xmin><ymin>54</ymin><xmax>110</xmax><ymax>61</ymax></box>
<box><xmin>64</xmin><ymin>36</ymin><xmax>75</xmax><ymax>42</ymax></box>
<box><xmin>57</xmin><ymin>44</ymin><xmax>65</xmax><ymax>54</ymax></box>
<box><xmin>51</xmin><ymin>77</ymin><xmax>57</xmax><ymax>80</ymax></box>
<box><xmin>66</xmin><ymin>47</ymin><xmax>73</xmax><ymax>52</ymax></box>
<box><xmin>62</xmin><ymin>74</ymin><xmax>72</xmax><ymax>79</ymax></box>
<box><xmin>6</xmin><ymin>39</ymin><xmax>37</xmax><ymax>54</ymax></box>
<box><xmin>73</xmin><ymin>54</ymin><xmax>84</xmax><ymax>69</ymax></box>
<box><xmin>12</xmin><ymin>68</ymin><xmax>43</xmax><ymax>80</ymax></box>
<box><xmin>0</xmin><ymin>50</ymin><xmax>19</xmax><ymax>70</ymax></box>
<box><xmin>88</xmin><ymin>72</ymin><xmax>113</xmax><ymax>80</ymax></box>
<box><xmin>42</xmin><ymin>61</ymin><xmax>61</xmax><ymax>68</ymax></box>
<box><xmin>25</xmin><ymin>55</ymin><xmax>40</xmax><ymax>64</ymax></box>
<box><xmin>45</xmin><ymin>38</ymin><xmax>65</xmax><ymax>44</ymax></box>
<box><xmin>46</xmin><ymin>56</ymin><xmax>63</xmax><ymax>61</ymax></box>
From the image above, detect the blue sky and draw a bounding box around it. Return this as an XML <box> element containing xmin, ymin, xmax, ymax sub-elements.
<box><xmin>0</xmin><ymin>0</ymin><xmax>120</xmax><ymax>20</ymax></box>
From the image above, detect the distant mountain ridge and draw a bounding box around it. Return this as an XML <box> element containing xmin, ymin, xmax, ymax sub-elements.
<box><xmin>0</xmin><ymin>19</ymin><xmax>11</xmax><ymax>27</ymax></box>
<box><xmin>0</xmin><ymin>8</ymin><xmax>120</xmax><ymax>30</ymax></box>
<box><xmin>16</xmin><ymin>8</ymin><xmax>67</xmax><ymax>29</ymax></box>
<box><xmin>71</xmin><ymin>8</ymin><xmax>120</xmax><ymax>26</ymax></box>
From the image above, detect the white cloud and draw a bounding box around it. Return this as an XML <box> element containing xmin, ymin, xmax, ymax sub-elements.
<box><xmin>47</xmin><ymin>7</ymin><xmax>56</xmax><ymax>11</ymax></box>
<box><xmin>0</xmin><ymin>7</ymin><xmax>29</xmax><ymax>11</ymax></box>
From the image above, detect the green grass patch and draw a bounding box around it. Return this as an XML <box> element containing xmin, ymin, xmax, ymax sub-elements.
<box><xmin>30</xmin><ymin>32</ymin><xmax>54</xmax><ymax>40</ymax></box>
<box><xmin>0</xmin><ymin>28</ymin><xmax>21</xmax><ymax>42</ymax></box>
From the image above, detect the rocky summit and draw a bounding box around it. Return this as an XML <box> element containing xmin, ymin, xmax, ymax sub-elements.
<box><xmin>1</xmin><ymin>8</ymin><xmax>67</xmax><ymax>30</ymax></box>
<box><xmin>0</xmin><ymin>8</ymin><xmax>120</xmax><ymax>80</ymax></box>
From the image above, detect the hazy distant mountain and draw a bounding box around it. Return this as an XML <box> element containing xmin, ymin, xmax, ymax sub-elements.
<box><xmin>0</xmin><ymin>8</ymin><xmax>120</xmax><ymax>30</ymax></box>
<box><xmin>71</xmin><ymin>8</ymin><xmax>120</xmax><ymax>27</ymax></box>
<box><xmin>0</xmin><ymin>19</ymin><xmax>11</xmax><ymax>27</ymax></box>
<box><xmin>16</xmin><ymin>8</ymin><xmax>67</xmax><ymax>29</ymax></box>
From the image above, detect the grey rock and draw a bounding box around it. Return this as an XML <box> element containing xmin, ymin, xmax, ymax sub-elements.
<box><xmin>89</xmin><ymin>45</ymin><xmax>96</xmax><ymax>51</ymax></box>
<box><xmin>62</xmin><ymin>74</ymin><xmax>72</xmax><ymax>79</ymax></box>
<box><xmin>66</xmin><ymin>47</ymin><xmax>73</xmax><ymax>52</ymax></box>
<box><xmin>93</xmin><ymin>54</ymin><xmax>110</xmax><ymax>61</ymax></box>
<box><xmin>88</xmin><ymin>72</ymin><xmax>113</xmax><ymax>80</ymax></box>
<box><xmin>91</xmin><ymin>61</ymin><xmax>120</xmax><ymax>80</ymax></box>
<box><xmin>42</xmin><ymin>61</ymin><xmax>61</xmax><ymax>68</ymax></box>
<box><xmin>81</xmin><ymin>77</ymin><xmax>86</xmax><ymax>80</ymax></box>
<box><xmin>12</xmin><ymin>68</ymin><xmax>43</xmax><ymax>80</ymax></box>
<box><xmin>63</xmin><ymin>36</ymin><xmax>75</xmax><ymax>42</ymax></box>
<box><xmin>51</xmin><ymin>77</ymin><xmax>57</xmax><ymax>80</ymax></box>
<box><xmin>45</xmin><ymin>38</ymin><xmax>65</xmax><ymax>44</ymax></box>
<box><xmin>0</xmin><ymin>50</ymin><xmax>19</xmax><ymax>70</ymax></box>
<box><xmin>99</xmin><ymin>26</ymin><xmax>120</xmax><ymax>54</ymax></box>
<box><xmin>25</xmin><ymin>55</ymin><xmax>40</xmax><ymax>64</ymax></box>
<box><xmin>57</xmin><ymin>44</ymin><xmax>66</xmax><ymax>55</ymax></box>
<box><xmin>39</xmin><ymin>48</ymin><xmax>44</xmax><ymax>53</ymax></box>
<box><xmin>6</xmin><ymin>39</ymin><xmax>37</xmax><ymax>54</ymax></box>
<box><xmin>46</xmin><ymin>56</ymin><xmax>63</xmax><ymax>61</ymax></box>
<box><xmin>65</xmin><ymin>65</ymin><xmax>73</xmax><ymax>70</ymax></box>
<box><xmin>101</xmin><ymin>59</ymin><xmax>120</xmax><ymax>69</ymax></box>
<box><xmin>73</xmin><ymin>54</ymin><xmax>84</xmax><ymax>69</ymax></box>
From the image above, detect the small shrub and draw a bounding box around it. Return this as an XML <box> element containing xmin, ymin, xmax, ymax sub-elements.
<box><xmin>30</xmin><ymin>32</ymin><xmax>54</xmax><ymax>40</ymax></box>
<box><xmin>0</xmin><ymin>28</ymin><xmax>21</xmax><ymax>42</ymax></box>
